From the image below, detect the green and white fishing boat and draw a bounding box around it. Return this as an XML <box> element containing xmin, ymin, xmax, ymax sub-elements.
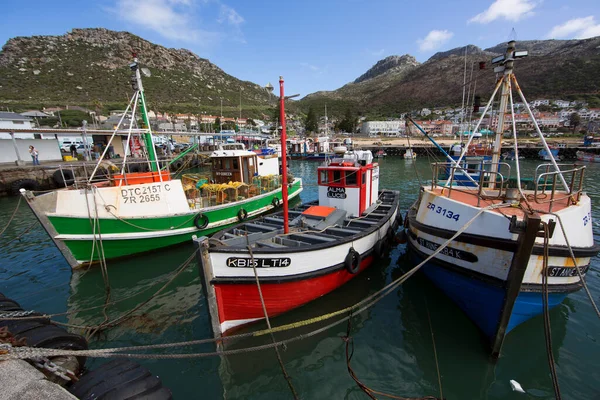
<box><xmin>20</xmin><ymin>56</ymin><xmax>302</xmax><ymax>269</ymax></box>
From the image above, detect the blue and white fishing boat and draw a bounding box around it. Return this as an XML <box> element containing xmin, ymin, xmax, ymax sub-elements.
<box><xmin>405</xmin><ymin>41</ymin><xmax>599</xmax><ymax>356</ymax></box>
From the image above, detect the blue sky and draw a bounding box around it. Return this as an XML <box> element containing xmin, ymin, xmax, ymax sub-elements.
<box><xmin>1</xmin><ymin>0</ymin><xmax>599</xmax><ymax>98</ymax></box>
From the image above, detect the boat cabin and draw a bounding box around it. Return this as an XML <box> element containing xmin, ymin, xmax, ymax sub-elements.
<box><xmin>210</xmin><ymin>143</ymin><xmax>279</xmax><ymax>184</ymax></box>
<box><xmin>317</xmin><ymin>150</ymin><xmax>379</xmax><ymax>217</ymax></box>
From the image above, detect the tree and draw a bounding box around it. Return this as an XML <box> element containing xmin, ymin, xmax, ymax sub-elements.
<box><xmin>214</xmin><ymin>117</ymin><xmax>221</xmax><ymax>132</ymax></box>
<box><xmin>570</xmin><ymin>112</ymin><xmax>581</xmax><ymax>133</ymax></box>
<box><xmin>305</xmin><ymin>106</ymin><xmax>318</xmax><ymax>134</ymax></box>
<box><xmin>338</xmin><ymin>108</ymin><xmax>358</xmax><ymax>134</ymax></box>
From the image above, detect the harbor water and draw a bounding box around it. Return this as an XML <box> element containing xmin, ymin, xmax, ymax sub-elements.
<box><xmin>0</xmin><ymin>158</ymin><xmax>599</xmax><ymax>399</ymax></box>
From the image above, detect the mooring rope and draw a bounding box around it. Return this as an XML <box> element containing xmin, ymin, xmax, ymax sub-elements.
<box><xmin>0</xmin><ymin>202</ymin><xmax>505</xmax><ymax>361</ymax></box>
<box><xmin>0</xmin><ymin>196</ymin><xmax>22</xmax><ymax>238</ymax></box>
<box><xmin>541</xmin><ymin>222</ymin><xmax>562</xmax><ymax>400</ymax></box>
<box><xmin>247</xmin><ymin>242</ymin><xmax>299</xmax><ymax>400</ymax></box>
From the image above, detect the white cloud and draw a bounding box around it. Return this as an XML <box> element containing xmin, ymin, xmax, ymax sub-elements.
<box><xmin>547</xmin><ymin>16</ymin><xmax>600</xmax><ymax>39</ymax></box>
<box><xmin>469</xmin><ymin>0</ymin><xmax>536</xmax><ymax>24</ymax></box>
<box><xmin>417</xmin><ymin>30</ymin><xmax>454</xmax><ymax>52</ymax></box>
<box><xmin>301</xmin><ymin>62</ymin><xmax>319</xmax><ymax>71</ymax></box>
<box><xmin>111</xmin><ymin>0</ymin><xmax>245</xmax><ymax>45</ymax></box>
<box><xmin>218</xmin><ymin>4</ymin><xmax>244</xmax><ymax>26</ymax></box>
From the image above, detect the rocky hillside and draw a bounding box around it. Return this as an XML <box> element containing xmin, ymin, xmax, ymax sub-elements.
<box><xmin>300</xmin><ymin>37</ymin><xmax>600</xmax><ymax>116</ymax></box>
<box><xmin>0</xmin><ymin>28</ymin><xmax>272</xmax><ymax>112</ymax></box>
<box><xmin>354</xmin><ymin>55</ymin><xmax>420</xmax><ymax>83</ymax></box>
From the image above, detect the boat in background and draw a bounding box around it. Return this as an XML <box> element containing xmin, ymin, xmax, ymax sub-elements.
<box><xmin>375</xmin><ymin>149</ymin><xmax>387</xmax><ymax>158</ymax></box>
<box><xmin>405</xmin><ymin>41</ymin><xmax>599</xmax><ymax>357</ymax></box>
<box><xmin>576</xmin><ymin>150</ymin><xmax>600</xmax><ymax>163</ymax></box>
<box><xmin>21</xmin><ymin>57</ymin><xmax>302</xmax><ymax>269</ymax></box>
<box><xmin>539</xmin><ymin>147</ymin><xmax>561</xmax><ymax>161</ymax></box>
<box><xmin>403</xmin><ymin>148</ymin><xmax>417</xmax><ymax>159</ymax></box>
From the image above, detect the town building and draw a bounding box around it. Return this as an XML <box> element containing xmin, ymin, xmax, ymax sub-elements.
<box><xmin>360</xmin><ymin>120</ymin><xmax>405</xmax><ymax>136</ymax></box>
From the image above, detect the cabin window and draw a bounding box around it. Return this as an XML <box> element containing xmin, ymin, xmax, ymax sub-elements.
<box><xmin>249</xmin><ymin>157</ymin><xmax>254</xmax><ymax>166</ymax></box>
<box><xmin>320</xmin><ymin>170</ymin><xmax>328</xmax><ymax>184</ymax></box>
<box><xmin>346</xmin><ymin>170</ymin><xmax>357</xmax><ymax>186</ymax></box>
<box><xmin>333</xmin><ymin>170</ymin><xmax>341</xmax><ymax>184</ymax></box>
<box><xmin>224</xmin><ymin>159</ymin><xmax>231</xmax><ymax>169</ymax></box>
<box><xmin>233</xmin><ymin>158</ymin><xmax>239</xmax><ymax>169</ymax></box>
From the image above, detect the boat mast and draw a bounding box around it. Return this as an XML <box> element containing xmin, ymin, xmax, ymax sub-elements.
<box><xmin>325</xmin><ymin>104</ymin><xmax>328</xmax><ymax>136</ymax></box>
<box><xmin>131</xmin><ymin>55</ymin><xmax>159</xmax><ymax>172</ymax></box>
<box><xmin>489</xmin><ymin>42</ymin><xmax>516</xmax><ymax>182</ymax></box>
<box><xmin>279</xmin><ymin>77</ymin><xmax>290</xmax><ymax>234</ymax></box>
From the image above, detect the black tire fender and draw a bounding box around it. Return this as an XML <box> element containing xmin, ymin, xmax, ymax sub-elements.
<box><xmin>386</xmin><ymin>227</ymin><xmax>395</xmax><ymax>246</ymax></box>
<box><xmin>272</xmin><ymin>197</ymin><xmax>281</xmax><ymax>207</ymax></box>
<box><xmin>373</xmin><ymin>239</ymin><xmax>389</xmax><ymax>260</ymax></box>
<box><xmin>52</xmin><ymin>169</ymin><xmax>75</xmax><ymax>187</ymax></box>
<box><xmin>193</xmin><ymin>213</ymin><xmax>209</xmax><ymax>230</ymax></box>
<box><xmin>69</xmin><ymin>359</ymin><xmax>172</xmax><ymax>400</ymax></box>
<box><xmin>344</xmin><ymin>247</ymin><xmax>361</xmax><ymax>274</ymax></box>
<box><xmin>10</xmin><ymin>179</ymin><xmax>39</xmax><ymax>195</ymax></box>
<box><xmin>237</xmin><ymin>208</ymin><xmax>248</xmax><ymax>221</ymax></box>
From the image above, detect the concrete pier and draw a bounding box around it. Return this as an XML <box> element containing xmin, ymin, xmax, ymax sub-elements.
<box><xmin>0</xmin><ymin>360</ymin><xmax>76</xmax><ymax>400</ymax></box>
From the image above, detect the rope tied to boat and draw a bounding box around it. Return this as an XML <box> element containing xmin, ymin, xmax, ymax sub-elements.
<box><xmin>247</xmin><ymin>240</ymin><xmax>299</xmax><ymax>400</ymax></box>
<box><xmin>0</xmin><ymin>202</ymin><xmax>509</xmax><ymax>363</ymax></box>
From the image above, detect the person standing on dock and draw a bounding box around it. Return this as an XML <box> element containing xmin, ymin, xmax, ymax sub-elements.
<box><xmin>29</xmin><ymin>145</ymin><xmax>40</xmax><ymax>165</ymax></box>
<box><xmin>70</xmin><ymin>143</ymin><xmax>77</xmax><ymax>158</ymax></box>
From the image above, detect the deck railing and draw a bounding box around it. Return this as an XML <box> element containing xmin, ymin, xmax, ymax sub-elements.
<box><xmin>431</xmin><ymin>161</ymin><xmax>511</xmax><ymax>206</ymax></box>
<box><xmin>534</xmin><ymin>163</ymin><xmax>586</xmax><ymax>212</ymax></box>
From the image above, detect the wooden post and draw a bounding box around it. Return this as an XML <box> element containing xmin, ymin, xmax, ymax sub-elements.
<box><xmin>491</xmin><ymin>212</ymin><xmax>542</xmax><ymax>359</ymax></box>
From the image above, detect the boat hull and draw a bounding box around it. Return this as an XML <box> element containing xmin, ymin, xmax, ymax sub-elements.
<box><xmin>406</xmin><ymin>187</ymin><xmax>598</xmax><ymax>340</ymax></box>
<box><xmin>24</xmin><ymin>178</ymin><xmax>303</xmax><ymax>268</ymax></box>
<box><xmin>196</xmin><ymin>190</ymin><xmax>400</xmax><ymax>336</ymax></box>
<box><xmin>212</xmin><ymin>255</ymin><xmax>374</xmax><ymax>333</ymax></box>
<box><xmin>408</xmin><ymin>248</ymin><xmax>567</xmax><ymax>338</ymax></box>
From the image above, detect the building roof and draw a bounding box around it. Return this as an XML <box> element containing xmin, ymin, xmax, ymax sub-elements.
<box><xmin>21</xmin><ymin>110</ymin><xmax>50</xmax><ymax>117</ymax></box>
<box><xmin>0</xmin><ymin>112</ymin><xmax>31</xmax><ymax>121</ymax></box>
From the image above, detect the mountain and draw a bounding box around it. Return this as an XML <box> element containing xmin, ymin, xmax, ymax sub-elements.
<box><xmin>300</xmin><ymin>37</ymin><xmax>600</xmax><ymax>116</ymax></box>
<box><xmin>0</xmin><ymin>28</ymin><xmax>272</xmax><ymax>113</ymax></box>
<box><xmin>354</xmin><ymin>55</ymin><xmax>420</xmax><ymax>83</ymax></box>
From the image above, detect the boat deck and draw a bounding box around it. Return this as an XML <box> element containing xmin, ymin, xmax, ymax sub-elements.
<box><xmin>211</xmin><ymin>190</ymin><xmax>399</xmax><ymax>252</ymax></box>
<box><xmin>429</xmin><ymin>187</ymin><xmax>576</xmax><ymax>217</ymax></box>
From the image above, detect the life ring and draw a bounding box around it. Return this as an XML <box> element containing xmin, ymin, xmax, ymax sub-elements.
<box><xmin>194</xmin><ymin>213</ymin><xmax>209</xmax><ymax>229</ymax></box>
<box><xmin>237</xmin><ymin>208</ymin><xmax>248</xmax><ymax>221</ymax></box>
<box><xmin>272</xmin><ymin>197</ymin><xmax>281</xmax><ymax>207</ymax></box>
<box><xmin>52</xmin><ymin>169</ymin><xmax>75</xmax><ymax>187</ymax></box>
<box><xmin>344</xmin><ymin>247</ymin><xmax>361</xmax><ymax>274</ymax></box>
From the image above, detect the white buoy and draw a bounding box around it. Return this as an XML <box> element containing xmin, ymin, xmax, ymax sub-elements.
<box><xmin>510</xmin><ymin>380</ymin><xmax>526</xmax><ymax>393</ymax></box>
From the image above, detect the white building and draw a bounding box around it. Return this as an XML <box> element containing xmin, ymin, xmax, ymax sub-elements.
<box><xmin>553</xmin><ymin>100</ymin><xmax>571</xmax><ymax>108</ymax></box>
<box><xmin>0</xmin><ymin>112</ymin><xmax>35</xmax><ymax>138</ymax></box>
<box><xmin>420</xmin><ymin>108</ymin><xmax>431</xmax><ymax>116</ymax></box>
<box><xmin>530</xmin><ymin>99</ymin><xmax>550</xmax><ymax>107</ymax></box>
<box><xmin>360</xmin><ymin>120</ymin><xmax>405</xmax><ymax>136</ymax></box>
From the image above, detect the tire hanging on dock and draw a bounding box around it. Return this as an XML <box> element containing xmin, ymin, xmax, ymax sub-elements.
<box><xmin>52</xmin><ymin>169</ymin><xmax>75</xmax><ymax>187</ymax></box>
<box><xmin>272</xmin><ymin>197</ymin><xmax>281</xmax><ymax>207</ymax></box>
<box><xmin>10</xmin><ymin>179</ymin><xmax>39</xmax><ymax>195</ymax></box>
<box><xmin>345</xmin><ymin>247</ymin><xmax>361</xmax><ymax>274</ymax></box>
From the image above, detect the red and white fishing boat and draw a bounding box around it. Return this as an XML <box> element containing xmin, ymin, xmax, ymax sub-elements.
<box><xmin>576</xmin><ymin>150</ymin><xmax>600</xmax><ymax>163</ymax></box>
<box><xmin>193</xmin><ymin>77</ymin><xmax>401</xmax><ymax>338</ymax></box>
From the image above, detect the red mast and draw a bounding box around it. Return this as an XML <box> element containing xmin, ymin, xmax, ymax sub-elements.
<box><xmin>279</xmin><ymin>76</ymin><xmax>289</xmax><ymax>234</ymax></box>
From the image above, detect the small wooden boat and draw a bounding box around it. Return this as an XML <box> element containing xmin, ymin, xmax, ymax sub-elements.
<box><xmin>195</xmin><ymin>149</ymin><xmax>401</xmax><ymax>337</ymax></box>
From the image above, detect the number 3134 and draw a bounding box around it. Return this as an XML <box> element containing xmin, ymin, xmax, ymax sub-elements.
<box><xmin>426</xmin><ymin>202</ymin><xmax>460</xmax><ymax>221</ymax></box>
